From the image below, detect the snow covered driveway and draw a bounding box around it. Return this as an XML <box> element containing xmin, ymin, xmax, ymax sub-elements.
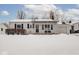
<box><xmin>0</xmin><ymin>34</ymin><xmax>79</xmax><ymax>55</ymax></box>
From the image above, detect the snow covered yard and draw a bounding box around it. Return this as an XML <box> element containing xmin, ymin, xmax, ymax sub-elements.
<box><xmin>0</xmin><ymin>34</ymin><xmax>79</xmax><ymax>55</ymax></box>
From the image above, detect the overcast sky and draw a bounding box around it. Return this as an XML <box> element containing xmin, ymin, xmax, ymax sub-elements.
<box><xmin>0</xmin><ymin>4</ymin><xmax>79</xmax><ymax>22</ymax></box>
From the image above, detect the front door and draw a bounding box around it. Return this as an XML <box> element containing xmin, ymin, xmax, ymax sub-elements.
<box><xmin>36</xmin><ymin>29</ymin><xmax>39</xmax><ymax>33</ymax></box>
<box><xmin>36</xmin><ymin>25</ymin><xmax>39</xmax><ymax>33</ymax></box>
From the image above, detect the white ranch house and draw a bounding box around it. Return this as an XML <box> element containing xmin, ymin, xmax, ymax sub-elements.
<box><xmin>0</xmin><ymin>18</ymin><xmax>72</xmax><ymax>35</ymax></box>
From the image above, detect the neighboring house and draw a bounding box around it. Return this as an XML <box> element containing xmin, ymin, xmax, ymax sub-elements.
<box><xmin>70</xmin><ymin>22</ymin><xmax>79</xmax><ymax>33</ymax></box>
<box><xmin>0</xmin><ymin>23</ymin><xmax>8</xmax><ymax>34</ymax></box>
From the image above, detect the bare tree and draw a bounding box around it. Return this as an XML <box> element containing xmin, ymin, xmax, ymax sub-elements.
<box><xmin>17</xmin><ymin>10</ymin><xmax>26</xmax><ymax>19</ymax></box>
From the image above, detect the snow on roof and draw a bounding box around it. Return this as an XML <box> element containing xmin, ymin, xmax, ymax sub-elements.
<box><xmin>10</xmin><ymin>19</ymin><xmax>31</xmax><ymax>22</ymax></box>
<box><xmin>10</xmin><ymin>19</ymin><xmax>58</xmax><ymax>22</ymax></box>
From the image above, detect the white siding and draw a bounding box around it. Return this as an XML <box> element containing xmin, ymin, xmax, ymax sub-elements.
<box><xmin>9</xmin><ymin>20</ymin><xmax>71</xmax><ymax>34</ymax></box>
<box><xmin>9</xmin><ymin>21</ymin><xmax>57</xmax><ymax>34</ymax></box>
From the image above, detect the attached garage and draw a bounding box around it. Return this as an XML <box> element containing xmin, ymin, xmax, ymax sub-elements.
<box><xmin>56</xmin><ymin>24</ymin><xmax>71</xmax><ymax>34</ymax></box>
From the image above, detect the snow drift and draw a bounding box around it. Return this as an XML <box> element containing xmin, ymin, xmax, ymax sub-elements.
<box><xmin>0</xmin><ymin>34</ymin><xmax>79</xmax><ymax>55</ymax></box>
